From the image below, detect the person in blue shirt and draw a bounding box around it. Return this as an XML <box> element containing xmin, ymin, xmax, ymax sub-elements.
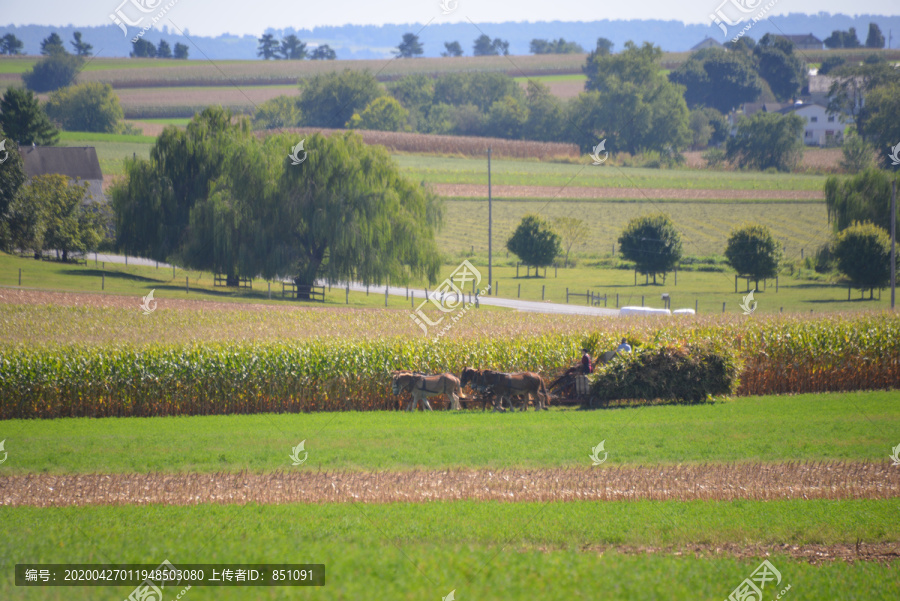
<box><xmin>616</xmin><ymin>338</ymin><xmax>632</xmax><ymax>353</ymax></box>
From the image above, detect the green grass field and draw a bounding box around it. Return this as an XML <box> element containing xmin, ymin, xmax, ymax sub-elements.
<box><xmin>394</xmin><ymin>155</ymin><xmax>828</xmax><ymax>192</ymax></box>
<box><xmin>1</xmin><ymin>391</ymin><xmax>895</xmax><ymax>474</ymax></box>
<box><xmin>2</xmin><ymin>500</ymin><xmax>897</xmax><ymax>601</ymax></box>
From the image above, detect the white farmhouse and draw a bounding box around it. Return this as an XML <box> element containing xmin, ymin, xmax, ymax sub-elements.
<box><xmin>776</xmin><ymin>102</ymin><xmax>846</xmax><ymax>146</ymax></box>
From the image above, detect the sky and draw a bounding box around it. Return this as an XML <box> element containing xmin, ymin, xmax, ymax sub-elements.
<box><xmin>1</xmin><ymin>0</ymin><xmax>898</xmax><ymax>37</ymax></box>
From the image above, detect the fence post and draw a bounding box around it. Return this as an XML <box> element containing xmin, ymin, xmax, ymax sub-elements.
<box><xmin>516</xmin><ymin>263</ymin><xmax>519</xmax><ymax>278</ymax></box>
<box><xmin>722</xmin><ymin>302</ymin><xmax>726</xmax><ymax>313</ymax></box>
<box><xmin>366</xmin><ymin>284</ymin><xmax>369</xmax><ymax>296</ymax></box>
<box><xmin>125</xmin><ymin>254</ymin><xmax>127</xmax><ymax>266</ymax></box>
<box><xmin>555</xmin><ymin>265</ymin><xmax>557</xmax><ymax>278</ymax></box>
<box><xmin>695</xmin><ymin>299</ymin><xmax>698</xmax><ymax>314</ymax></box>
<box><xmin>186</xmin><ymin>277</ymin><xmax>189</xmax><ymax>293</ymax></box>
<box><xmin>542</xmin><ymin>285</ymin><xmax>545</xmax><ymax>300</ymax></box>
<box><xmin>604</xmin><ymin>295</ymin><xmax>607</xmax><ymax>308</ymax></box>
<box><xmin>634</xmin><ymin>270</ymin><xmax>637</xmax><ymax>286</ymax></box>
<box><xmin>346</xmin><ymin>285</ymin><xmax>349</xmax><ymax>304</ymax></box>
<box><xmin>848</xmin><ymin>286</ymin><xmax>851</xmax><ymax>301</ymax></box>
<box><xmin>385</xmin><ymin>287</ymin><xmax>389</xmax><ymax>307</ymax></box>
<box><xmin>641</xmin><ymin>295</ymin><xmax>644</xmax><ymax>307</ymax></box>
<box><xmin>268</xmin><ymin>281</ymin><xmax>271</xmax><ymax>299</ymax></box>
<box><xmin>735</xmin><ymin>275</ymin><xmax>738</xmax><ymax>293</ymax></box>
<box><xmin>566</xmin><ymin>287</ymin><xmax>569</xmax><ymax>303</ymax></box>
<box><xmin>495</xmin><ymin>281</ymin><xmax>498</xmax><ymax>296</ymax></box>
<box><xmin>406</xmin><ymin>286</ymin><xmax>409</xmax><ymax>300</ymax></box>
<box><xmin>95</xmin><ymin>252</ymin><xmax>98</xmax><ymax>266</ymax></box>
<box><xmin>674</xmin><ymin>267</ymin><xmax>677</xmax><ymax>286</ymax></box>
<box><xmin>411</xmin><ymin>291</ymin><xmax>415</xmax><ymax>308</ymax></box>
<box><xmin>101</xmin><ymin>273</ymin><xmax>104</xmax><ymax>290</ymax></box>
<box><xmin>173</xmin><ymin>265</ymin><xmax>175</xmax><ymax>279</ymax></box>
<box><xmin>776</xmin><ymin>276</ymin><xmax>779</xmax><ymax>293</ymax></box>
<box><xmin>518</xmin><ymin>283</ymin><xmax>521</xmax><ymax>298</ymax></box>
<box><xmin>155</xmin><ymin>260</ymin><xmax>158</xmax><ymax>269</ymax></box>
<box><xmin>18</xmin><ymin>268</ymin><xmax>21</xmax><ymax>286</ymax></box>
<box><xmin>616</xmin><ymin>293</ymin><xmax>619</xmax><ymax>308</ymax></box>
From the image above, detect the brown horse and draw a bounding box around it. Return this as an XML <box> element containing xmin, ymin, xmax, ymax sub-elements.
<box><xmin>392</xmin><ymin>372</ymin><xmax>466</xmax><ymax>411</ymax></box>
<box><xmin>461</xmin><ymin>367</ymin><xmax>549</xmax><ymax>411</ymax></box>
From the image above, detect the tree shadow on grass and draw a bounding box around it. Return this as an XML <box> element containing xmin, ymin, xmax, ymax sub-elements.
<box><xmin>61</xmin><ymin>269</ymin><xmax>160</xmax><ymax>283</ymax></box>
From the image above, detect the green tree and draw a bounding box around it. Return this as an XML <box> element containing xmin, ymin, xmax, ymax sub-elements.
<box><xmin>824</xmin><ymin>28</ymin><xmax>861</xmax><ymax>49</ymax></box>
<box><xmin>524</xmin><ymin>80</ymin><xmax>563</xmax><ymax>142</ymax></box>
<box><xmin>593</xmin><ymin>37</ymin><xmax>614</xmax><ymax>55</ymax></box>
<box><xmin>280</xmin><ymin>35</ymin><xmax>307</xmax><ymax>60</ymax></box>
<box><xmin>388</xmin><ymin>74</ymin><xmax>433</xmax><ymax>115</ymax></box>
<box><xmin>297</xmin><ymin>69</ymin><xmax>382</xmax><ymax>128</ymax></box>
<box><xmin>441</xmin><ymin>41</ymin><xmax>463</xmax><ymax>57</ymax></box>
<box><xmin>433</xmin><ymin>72</ymin><xmax>522</xmax><ymax>112</ymax></box>
<box><xmin>485</xmin><ymin>95</ymin><xmax>527</xmax><ymax>139</ymax></box>
<box><xmin>268</xmin><ymin>132</ymin><xmax>443</xmax><ymax>291</ymax></box>
<box><xmin>395</xmin><ymin>33</ymin><xmax>423</xmax><ymax>58</ymax></box>
<box><xmin>44</xmin><ymin>82</ymin><xmax>124</xmax><ymax>133</ymax></box>
<box><xmin>865</xmin><ymin>23</ymin><xmax>885</xmax><ymax>49</ymax></box>
<box><xmin>724</xmin><ymin>224</ymin><xmax>782</xmax><ymax>290</ymax></box>
<box><xmin>618</xmin><ymin>213</ymin><xmax>682</xmax><ymax>284</ymax></box>
<box><xmin>834</xmin><ymin>221</ymin><xmax>892</xmax><ymax>299</ymax></box>
<box><xmin>0</xmin><ymin>87</ymin><xmax>59</xmax><ymax>145</ymax></box>
<box><xmin>174</xmin><ymin>43</ymin><xmax>189</xmax><ymax>59</ymax></box>
<box><xmin>473</xmin><ymin>34</ymin><xmax>508</xmax><ymax>56</ymax></box>
<box><xmin>753</xmin><ymin>34</ymin><xmax>807</xmax><ymax>101</ymax></box>
<box><xmin>839</xmin><ymin>131</ymin><xmax>873</xmax><ymax>173</ymax></box>
<box><xmin>22</xmin><ymin>54</ymin><xmax>83</xmax><ymax>93</ymax></box>
<box><xmin>156</xmin><ymin>40</ymin><xmax>172</xmax><ymax>59</ymax></box>
<box><xmin>13</xmin><ymin>174</ymin><xmax>104</xmax><ymax>260</ymax></box>
<box><xmin>40</xmin><ymin>33</ymin><xmax>66</xmax><ymax>55</ymax></box>
<box><xmin>553</xmin><ymin>216</ymin><xmax>589</xmax><ymax>267</ymax></box>
<box><xmin>1</xmin><ymin>34</ymin><xmax>24</xmax><ymax>55</ymax></box>
<box><xmin>668</xmin><ymin>48</ymin><xmax>762</xmax><ymax>114</ymax></box>
<box><xmin>507</xmin><ymin>214</ymin><xmax>561</xmax><ymax>272</ymax></box>
<box><xmin>346</xmin><ymin>96</ymin><xmax>410</xmax><ymax>131</ymax></box>
<box><xmin>309</xmin><ymin>44</ymin><xmax>335</xmax><ymax>60</ymax></box>
<box><xmin>70</xmin><ymin>32</ymin><xmax>92</xmax><ymax>56</ymax></box>
<box><xmin>252</xmin><ymin>95</ymin><xmax>303</xmax><ymax>129</ymax></box>
<box><xmin>856</xmin><ymin>82</ymin><xmax>900</xmax><ymax>170</ymax></box>
<box><xmin>726</xmin><ymin>112</ymin><xmax>804</xmax><ymax>172</ymax></box>
<box><xmin>828</xmin><ymin>63</ymin><xmax>900</xmax><ymax>124</ymax></box>
<box><xmin>130</xmin><ymin>39</ymin><xmax>156</xmax><ymax>58</ymax></box>
<box><xmin>688</xmin><ymin>107</ymin><xmax>728</xmax><ymax>149</ymax></box>
<box><xmin>257</xmin><ymin>34</ymin><xmax>279</xmax><ymax>60</ymax></box>
<box><xmin>818</xmin><ymin>55</ymin><xmax>845</xmax><ymax>75</ymax></box>
<box><xmin>825</xmin><ymin>168</ymin><xmax>900</xmax><ymax>234</ymax></box>
<box><xmin>0</xmin><ymin>127</ymin><xmax>26</xmax><ymax>220</ymax></box>
<box><xmin>111</xmin><ymin>107</ymin><xmax>252</xmax><ymax>262</ymax></box>
<box><xmin>530</xmin><ymin>38</ymin><xmax>584</xmax><ymax>54</ymax></box>
<box><xmin>584</xmin><ymin>41</ymin><xmax>661</xmax><ymax>93</ymax></box>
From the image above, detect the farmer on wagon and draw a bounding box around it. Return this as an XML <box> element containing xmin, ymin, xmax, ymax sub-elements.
<box><xmin>580</xmin><ymin>348</ymin><xmax>592</xmax><ymax>374</ymax></box>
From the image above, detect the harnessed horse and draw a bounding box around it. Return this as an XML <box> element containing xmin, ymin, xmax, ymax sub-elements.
<box><xmin>391</xmin><ymin>372</ymin><xmax>466</xmax><ymax>411</ymax></box>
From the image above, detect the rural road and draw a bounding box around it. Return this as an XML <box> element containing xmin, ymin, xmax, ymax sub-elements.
<box><xmin>89</xmin><ymin>252</ymin><xmax>620</xmax><ymax>317</ymax></box>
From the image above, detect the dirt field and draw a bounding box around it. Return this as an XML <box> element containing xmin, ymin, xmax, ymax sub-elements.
<box><xmin>431</xmin><ymin>184</ymin><xmax>824</xmax><ymax>200</ymax></box>
<box><xmin>4</xmin><ymin>462</ymin><xmax>896</xmax><ymax>507</ymax></box>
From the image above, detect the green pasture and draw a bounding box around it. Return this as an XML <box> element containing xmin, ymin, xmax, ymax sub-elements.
<box><xmin>0</xmin><ymin>391</ymin><xmax>895</xmax><ymax>474</ymax></box>
<box><xmin>393</xmin><ymin>155</ymin><xmax>828</xmax><ymax>191</ymax></box>
<box><xmin>57</xmin><ymin>135</ymin><xmax>153</xmax><ymax>177</ymax></box>
<box><xmin>0</xmin><ymin>500</ymin><xmax>897</xmax><ymax>600</ymax></box>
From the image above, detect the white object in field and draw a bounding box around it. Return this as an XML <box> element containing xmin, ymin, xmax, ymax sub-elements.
<box><xmin>575</xmin><ymin>375</ymin><xmax>591</xmax><ymax>395</ymax></box>
<box><xmin>619</xmin><ymin>306</ymin><xmax>672</xmax><ymax>316</ymax></box>
<box><xmin>672</xmin><ymin>308</ymin><xmax>696</xmax><ymax>315</ymax></box>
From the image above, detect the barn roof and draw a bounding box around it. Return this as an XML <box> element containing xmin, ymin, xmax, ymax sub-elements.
<box><xmin>22</xmin><ymin>146</ymin><xmax>103</xmax><ymax>181</ymax></box>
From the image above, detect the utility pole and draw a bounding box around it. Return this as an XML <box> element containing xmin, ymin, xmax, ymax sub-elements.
<box><xmin>892</xmin><ymin>180</ymin><xmax>896</xmax><ymax>309</ymax></box>
<box><xmin>488</xmin><ymin>146</ymin><xmax>492</xmax><ymax>296</ymax></box>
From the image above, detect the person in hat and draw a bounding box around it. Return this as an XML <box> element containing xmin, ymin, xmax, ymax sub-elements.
<box><xmin>580</xmin><ymin>348</ymin><xmax>593</xmax><ymax>374</ymax></box>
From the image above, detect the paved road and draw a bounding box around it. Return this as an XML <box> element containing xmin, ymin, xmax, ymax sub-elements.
<box><xmin>91</xmin><ymin>253</ymin><xmax>619</xmax><ymax>317</ymax></box>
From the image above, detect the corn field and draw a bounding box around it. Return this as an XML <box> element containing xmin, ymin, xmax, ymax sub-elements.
<box><xmin>1</xmin><ymin>312</ymin><xmax>899</xmax><ymax>419</ymax></box>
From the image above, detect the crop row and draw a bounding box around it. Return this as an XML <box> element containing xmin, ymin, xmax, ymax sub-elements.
<box><xmin>1</xmin><ymin>313</ymin><xmax>899</xmax><ymax>418</ymax></box>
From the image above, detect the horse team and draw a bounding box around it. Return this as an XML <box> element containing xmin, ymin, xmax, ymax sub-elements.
<box><xmin>391</xmin><ymin>368</ymin><xmax>550</xmax><ymax>412</ymax></box>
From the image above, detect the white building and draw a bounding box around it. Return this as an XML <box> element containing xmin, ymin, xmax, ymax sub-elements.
<box><xmin>777</xmin><ymin>102</ymin><xmax>846</xmax><ymax>146</ymax></box>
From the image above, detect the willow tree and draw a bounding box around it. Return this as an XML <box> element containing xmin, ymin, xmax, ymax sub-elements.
<box><xmin>265</xmin><ymin>132</ymin><xmax>442</xmax><ymax>297</ymax></box>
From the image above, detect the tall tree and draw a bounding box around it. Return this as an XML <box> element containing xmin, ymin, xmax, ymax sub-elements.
<box><xmin>433</xmin><ymin>72</ymin><xmax>522</xmax><ymax>112</ymax></box>
<box><xmin>753</xmin><ymin>34</ymin><xmax>807</xmax><ymax>101</ymax></box>
<box><xmin>818</xmin><ymin>55</ymin><xmax>845</xmax><ymax>75</ymax></box>
<box><xmin>346</xmin><ymin>96</ymin><xmax>409</xmax><ymax>131</ymax></box>
<box><xmin>441</xmin><ymin>41</ymin><xmax>463</xmax><ymax>57</ymax></box>
<box><xmin>865</xmin><ymin>23</ymin><xmax>885</xmax><ymax>49</ymax></box>
<box><xmin>726</xmin><ymin>112</ymin><xmax>804</xmax><ymax>172</ymax></box>
<box><xmin>524</xmin><ymin>80</ymin><xmax>564</xmax><ymax>142</ymax></box>
<box><xmin>309</xmin><ymin>44</ymin><xmax>336</xmax><ymax>60</ymax></box>
<box><xmin>724</xmin><ymin>224</ymin><xmax>782</xmax><ymax>291</ymax></box>
<box><xmin>507</xmin><ymin>214</ymin><xmax>561</xmax><ymax>273</ymax></box>
<box><xmin>130</xmin><ymin>39</ymin><xmax>156</xmax><ymax>58</ymax></box>
<box><xmin>280</xmin><ymin>35</ymin><xmax>307</xmax><ymax>60</ymax></box>
<box><xmin>173</xmin><ymin>42</ymin><xmax>189</xmax><ymax>59</ymax></box>
<box><xmin>668</xmin><ymin>48</ymin><xmax>762</xmax><ymax>114</ymax></box>
<box><xmin>40</xmin><ymin>33</ymin><xmax>67</xmax><ymax>55</ymax></box>
<box><xmin>857</xmin><ymin>82</ymin><xmax>900</xmax><ymax>169</ymax></box>
<box><xmin>0</xmin><ymin>33</ymin><xmax>24</xmax><ymax>55</ymax></box>
<box><xmin>0</xmin><ymin>87</ymin><xmax>59</xmax><ymax>145</ymax></box>
<box><xmin>825</xmin><ymin>168</ymin><xmax>900</xmax><ymax>234</ymax></box>
<box><xmin>824</xmin><ymin>28</ymin><xmax>861</xmax><ymax>49</ymax></box>
<box><xmin>473</xmin><ymin>35</ymin><xmax>508</xmax><ymax>56</ymax></box>
<box><xmin>827</xmin><ymin>63</ymin><xmax>900</xmax><ymax>125</ymax></box>
<box><xmin>834</xmin><ymin>222</ymin><xmax>892</xmax><ymax>299</ymax></box>
<box><xmin>395</xmin><ymin>33</ymin><xmax>424</xmax><ymax>58</ymax></box>
<box><xmin>22</xmin><ymin>54</ymin><xmax>84</xmax><ymax>93</ymax></box>
<box><xmin>552</xmin><ymin>216</ymin><xmax>589</xmax><ymax>267</ymax></box>
<box><xmin>618</xmin><ymin>213</ymin><xmax>682</xmax><ymax>284</ymax></box>
<box><xmin>530</xmin><ymin>38</ymin><xmax>584</xmax><ymax>54</ymax></box>
<box><xmin>156</xmin><ymin>40</ymin><xmax>172</xmax><ymax>59</ymax></box>
<box><xmin>70</xmin><ymin>32</ymin><xmax>92</xmax><ymax>56</ymax></box>
<box><xmin>594</xmin><ymin>37</ymin><xmax>614</xmax><ymax>55</ymax></box>
<box><xmin>257</xmin><ymin>33</ymin><xmax>279</xmax><ymax>60</ymax></box>
<box><xmin>297</xmin><ymin>69</ymin><xmax>382</xmax><ymax>128</ymax></box>
<box><xmin>0</xmin><ymin>126</ymin><xmax>26</xmax><ymax>221</ymax></box>
<box><xmin>44</xmin><ymin>82</ymin><xmax>124</xmax><ymax>133</ymax></box>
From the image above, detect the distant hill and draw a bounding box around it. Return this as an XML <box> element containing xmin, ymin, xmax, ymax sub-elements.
<box><xmin>1</xmin><ymin>14</ymin><xmax>898</xmax><ymax>60</ymax></box>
